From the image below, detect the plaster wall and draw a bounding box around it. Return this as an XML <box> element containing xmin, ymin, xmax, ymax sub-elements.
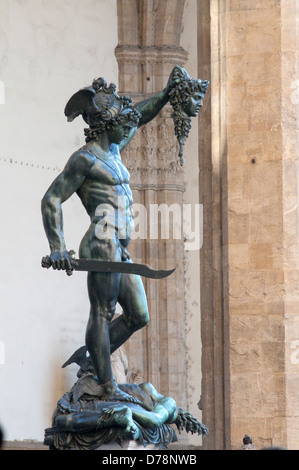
<box><xmin>0</xmin><ymin>0</ymin><xmax>118</xmax><ymax>441</ymax></box>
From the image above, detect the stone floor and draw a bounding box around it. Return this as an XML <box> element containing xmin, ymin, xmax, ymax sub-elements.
<box><xmin>2</xmin><ymin>441</ymin><xmax>47</xmax><ymax>450</ymax></box>
<box><xmin>2</xmin><ymin>440</ymin><xmax>201</xmax><ymax>451</ymax></box>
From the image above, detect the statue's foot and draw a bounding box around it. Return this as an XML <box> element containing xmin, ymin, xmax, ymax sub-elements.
<box><xmin>101</xmin><ymin>379</ymin><xmax>142</xmax><ymax>406</ymax></box>
<box><xmin>106</xmin><ymin>405</ymin><xmax>139</xmax><ymax>439</ymax></box>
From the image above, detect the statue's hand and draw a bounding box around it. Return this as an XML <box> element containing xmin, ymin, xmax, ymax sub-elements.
<box><xmin>41</xmin><ymin>249</ymin><xmax>75</xmax><ymax>276</ymax></box>
<box><xmin>165</xmin><ymin>65</ymin><xmax>185</xmax><ymax>95</ymax></box>
<box><xmin>121</xmin><ymin>247</ymin><xmax>131</xmax><ymax>262</ymax></box>
<box><xmin>50</xmin><ymin>250</ymin><xmax>72</xmax><ymax>271</ymax></box>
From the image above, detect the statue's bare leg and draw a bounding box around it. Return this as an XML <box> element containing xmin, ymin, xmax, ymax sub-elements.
<box><xmin>109</xmin><ymin>267</ymin><xmax>149</xmax><ymax>354</ymax></box>
<box><xmin>85</xmin><ymin>270</ymin><xmax>137</xmax><ymax>402</ymax></box>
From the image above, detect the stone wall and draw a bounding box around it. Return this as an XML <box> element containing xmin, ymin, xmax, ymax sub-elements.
<box><xmin>1</xmin><ymin>0</ymin><xmax>298</xmax><ymax>450</ymax></box>
<box><xmin>199</xmin><ymin>0</ymin><xmax>299</xmax><ymax>450</ymax></box>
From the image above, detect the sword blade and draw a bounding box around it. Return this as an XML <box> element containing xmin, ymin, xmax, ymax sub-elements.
<box><xmin>41</xmin><ymin>254</ymin><xmax>175</xmax><ymax>279</ymax></box>
<box><xmin>72</xmin><ymin>258</ymin><xmax>175</xmax><ymax>279</ymax></box>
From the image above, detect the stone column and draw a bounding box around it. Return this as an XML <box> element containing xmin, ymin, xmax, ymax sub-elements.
<box><xmin>197</xmin><ymin>0</ymin><xmax>226</xmax><ymax>450</ymax></box>
<box><xmin>115</xmin><ymin>0</ymin><xmax>189</xmax><ymax>411</ymax></box>
<box><xmin>280</xmin><ymin>0</ymin><xmax>299</xmax><ymax>450</ymax></box>
<box><xmin>200</xmin><ymin>0</ymin><xmax>299</xmax><ymax>450</ymax></box>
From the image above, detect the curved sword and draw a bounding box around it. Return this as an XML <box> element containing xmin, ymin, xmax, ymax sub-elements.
<box><xmin>41</xmin><ymin>253</ymin><xmax>175</xmax><ymax>279</ymax></box>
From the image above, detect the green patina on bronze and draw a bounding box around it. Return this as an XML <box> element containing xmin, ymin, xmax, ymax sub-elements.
<box><xmin>41</xmin><ymin>66</ymin><xmax>209</xmax><ymax>449</ymax></box>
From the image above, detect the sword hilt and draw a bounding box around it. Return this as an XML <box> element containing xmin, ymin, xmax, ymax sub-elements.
<box><xmin>41</xmin><ymin>250</ymin><xmax>76</xmax><ymax>276</ymax></box>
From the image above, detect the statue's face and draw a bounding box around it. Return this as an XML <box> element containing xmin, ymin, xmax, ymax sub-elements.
<box><xmin>107</xmin><ymin>121</ymin><xmax>135</xmax><ymax>145</ymax></box>
<box><xmin>181</xmin><ymin>91</ymin><xmax>203</xmax><ymax>117</ymax></box>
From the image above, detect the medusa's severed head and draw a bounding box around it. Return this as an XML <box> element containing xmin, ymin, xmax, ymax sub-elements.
<box><xmin>64</xmin><ymin>77</ymin><xmax>141</xmax><ymax>142</ymax></box>
<box><xmin>169</xmin><ymin>66</ymin><xmax>209</xmax><ymax>165</ymax></box>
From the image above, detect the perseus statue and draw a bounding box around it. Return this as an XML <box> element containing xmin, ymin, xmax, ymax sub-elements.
<box><xmin>41</xmin><ymin>66</ymin><xmax>209</xmax><ymax>406</ymax></box>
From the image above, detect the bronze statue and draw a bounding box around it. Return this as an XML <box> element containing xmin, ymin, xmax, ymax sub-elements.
<box><xmin>41</xmin><ymin>66</ymin><xmax>209</xmax><ymax>449</ymax></box>
<box><xmin>44</xmin><ymin>372</ymin><xmax>208</xmax><ymax>450</ymax></box>
<box><xmin>169</xmin><ymin>65</ymin><xmax>209</xmax><ymax>165</ymax></box>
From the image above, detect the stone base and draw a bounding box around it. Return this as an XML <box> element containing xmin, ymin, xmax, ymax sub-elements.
<box><xmin>95</xmin><ymin>440</ymin><xmax>159</xmax><ymax>451</ymax></box>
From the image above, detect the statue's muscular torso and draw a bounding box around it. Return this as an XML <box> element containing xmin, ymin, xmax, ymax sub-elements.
<box><xmin>74</xmin><ymin>146</ymin><xmax>134</xmax><ymax>260</ymax></box>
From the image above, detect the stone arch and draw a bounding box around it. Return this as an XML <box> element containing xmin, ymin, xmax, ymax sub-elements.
<box><xmin>115</xmin><ymin>0</ymin><xmax>188</xmax><ymax>93</ymax></box>
<box><xmin>117</xmin><ymin>0</ymin><xmax>186</xmax><ymax>48</ymax></box>
<box><xmin>153</xmin><ymin>0</ymin><xmax>186</xmax><ymax>47</ymax></box>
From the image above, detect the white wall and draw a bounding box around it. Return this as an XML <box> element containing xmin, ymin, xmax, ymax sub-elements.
<box><xmin>0</xmin><ymin>0</ymin><xmax>118</xmax><ymax>442</ymax></box>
